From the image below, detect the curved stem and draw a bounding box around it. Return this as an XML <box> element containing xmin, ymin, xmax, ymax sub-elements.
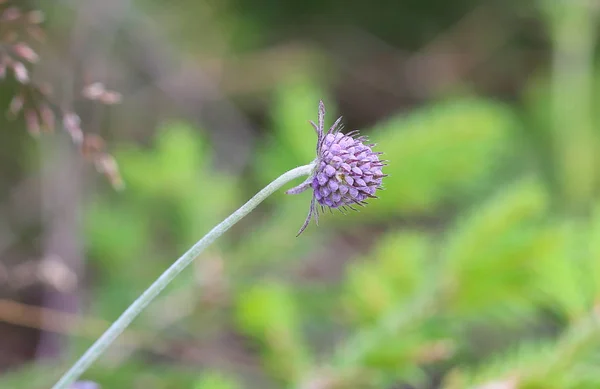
<box><xmin>52</xmin><ymin>163</ymin><xmax>316</xmax><ymax>389</ymax></box>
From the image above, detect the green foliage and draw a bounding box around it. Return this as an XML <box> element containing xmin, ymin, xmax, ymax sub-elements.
<box><xmin>235</xmin><ymin>282</ymin><xmax>310</xmax><ymax>384</ymax></box>
<box><xmin>7</xmin><ymin>3</ymin><xmax>600</xmax><ymax>387</ymax></box>
<box><xmin>194</xmin><ymin>372</ymin><xmax>240</xmax><ymax>389</ymax></box>
<box><xmin>342</xmin><ymin>231</ymin><xmax>430</xmax><ymax>324</ymax></box>
<box><xmin>254</xmin><ymin>73</ymin><xmax>329</xmax><ymax>187</ymax></box>
<box><xmin>85</xmin><ymin>121</ymin><xmax>241</xmax><ymax>318</ymax></box>
<box><xmin>439</xmin><ymin>180</ymin><xmax>553</xmax><ymax>320</ymax></box>
<box><xmin>362</xmin><ymin>98</ymin><xmax>518</xmax><ymax>219</ymax></box>
<box><xmin>66</xmin><ymin>75</ymin><xmax>600</xmax><ymax>388</ymax></box>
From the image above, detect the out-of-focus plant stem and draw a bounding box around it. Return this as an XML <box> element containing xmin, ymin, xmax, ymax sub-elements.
<box><xmin>544</xmin><ymin>0</ymin><xmax>599</xmax><ymax>210</ymax></box>
<box><xmin>51</xmin><ymin>162</ymin><xmax>316</xmax><ymax>389</ymax></box>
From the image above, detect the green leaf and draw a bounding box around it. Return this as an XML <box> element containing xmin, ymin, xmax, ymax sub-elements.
<box><xmin>194</xmin><ymin>372</ymin><xmax>239</xmax><ymax>389</ymax></box>
<box><xmin>235</xmin><ymin>282</ymin><xmax>310</xmax><ymax>383</ymax></box>
<box><xmin>440</xmin><ymin>179</ymin><xmax>553</xmax><ymax>320</ymax></box>
<box><xmin>358</xmin><ymin>98</ymin><xmax>518</xmax><ymax>219</ymax></box>
<box><xmin>342</xmin><ymin>231</ymin><xmax>430</xmax><ymax>324</ymax></box>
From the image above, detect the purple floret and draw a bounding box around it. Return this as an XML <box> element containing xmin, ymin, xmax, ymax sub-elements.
<box><xmin>286</xmin><ymin>100</ymin><xmax>386</xmax><ymax>235</ymax></box>
<box><xmin>70</xmin><ymin>382</ymin><xmax>100</xmax><ymax>389</ymax></box>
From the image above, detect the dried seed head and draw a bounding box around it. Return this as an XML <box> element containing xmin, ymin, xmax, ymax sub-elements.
<box><xmin>95</xmin><ymin>154</ymin><xmax>124</xmax><ymax>191</ymax></box>
<box><xmin>99</xmin><ymin>90</ymin><xmax>122</xmax><ymax>105</ymax></box>
<box><xmin>8</xmin><ymin>93</ymin><xmax>24</xmax><ymax>116</ymax></box>
<box><xmin>0</xmin><ymin>3</ymin><xmax>123</xmax><ymax>190</ymax></box>
<box><xmin>12</xmin><ymin>42</ymin><xmax>38</xmax><ymax>63</ymax></box>
<box><xmin>81</xmin><ymin>134</ymin><xmax>105</xmax><ymax>158</ymax></box>
<box><xmin>24</xmin><ymin>109</ymin><xmax>40</xmax><ymax>135</ymax></box>
<box><xmin>82</xmin><ymin>82</ymin><xmax>105</xmax><ymax>100</ymax></box>
<box><xmin>11</xmin><ymin>61</ymin><xmax>28</xmax><ymax>83</ymax></box>
<box><xmin>83</xmin><ymin>82</ymin><xmax>122</xmax><ymax>104</ymax></box>
<box><xmin>39</xmin><ymin>104</ymin><xmax>55</xmax><ymax>132</ymax></box>
<box><xmin>286</xmin><ymin>100</ymin><xmax>386</xmax><ymax>235</ymax></box>
<box><xmin>63</xmin><ymin>112</ymin><xmax>84</xmax><ymax>145</ymax></box>
<box><xmin>1</xmin><ymin>7</ymin><xmax>21</xmax><ymax>22</ymax></box>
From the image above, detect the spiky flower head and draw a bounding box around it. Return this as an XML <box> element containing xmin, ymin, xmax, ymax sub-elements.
<box><xmin>70</xmin><ymin>382</ymin><xmax>100</xmax><ymax>389</ymax></box>
<box><xmin>286</xmin><ymin>100</ymin><xmax>386</xmax><ymax>235</ymax></box>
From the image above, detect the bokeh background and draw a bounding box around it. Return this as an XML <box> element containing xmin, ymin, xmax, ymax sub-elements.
<box><xmin>1</xmin><ymin>0</ymin><xmax>600</xmax><ymax>388</ymax></box>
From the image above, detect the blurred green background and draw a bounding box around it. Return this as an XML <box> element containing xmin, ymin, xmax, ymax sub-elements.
<box><xmin>1</xmin><ymin>0</ymin><xmax>600</xmax><ymax>388</ymax></box>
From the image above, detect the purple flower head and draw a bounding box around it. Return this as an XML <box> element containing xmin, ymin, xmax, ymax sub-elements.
<box><xmin>70</xmin><ymin>381</ymin><xmax>100</xmax><ymax>389</ymax></box>
<box><xmin>286</xmin><ymin>100</ymin><xmax>386</xmax><ymax>236</ymax></box>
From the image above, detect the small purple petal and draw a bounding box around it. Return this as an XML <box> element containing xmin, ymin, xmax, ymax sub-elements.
<box><xmin>359</xmin><ymin>186</ymin><xmax>376</xmax><ymax>195</ymax></box>
<box><xmin>324</xmin><ymin>133</ymin><xmax>335</xmax><ymax>146</ymax></box>
<box><xmin>328</xmin><ymin>180</ymin><xmax>339</xmax><ymax>191</ymax></box>
<box><xmin>330</xmin><ymin>156</ymin><xmax>343</xmax><ymax>167</ymax></box>
<box><xmin>355</xmin><ymin>178</ymin><xmax>366</xmax><ymax>187</ymax></box>
<box><xmin>329</xmin><ymin>144</ymin><xmax>342</xmax><ymax>154</ymax></box>
<box><xmin>317</xmin><ymin>173</ymin><xmax>328</xmax><ymax>186</ymax></box>
<box><xmin>324</xmin><ymin>165</ymin><xmax>336</xmax><ymax>177</ymax></box>
<box><xmin>70</xmin><ymin>382</ymin><xmax>100</xmax><ymax>389</ymax></box>
<box><xmin>340</xmin><ymin>137</ymin><xmax>353</xmax><ymax>148</ymax></box>
<box><xmin>339</xmin><ymin>185</ymin><xmax>349</xmax><ymax>195</ymax></box>
<box><xmin>345</xmin><ymin>175</ymin><xmax>354</xmax><ymax>185</ymax></box>
<box><xmin>349</xmin><ymin>187</ymin><xmax>359</xmax><ymax>198</ymax></box>
<box><xmin>352</xmin><ymin>167</ymin><xmax>362</xmax><ymax>175</ymax></box>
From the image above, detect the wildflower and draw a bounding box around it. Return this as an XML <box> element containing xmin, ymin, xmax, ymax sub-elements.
<box><xmin>286</xmin><ymin>100</ymin><xmax>386</xmax><ymax>236</ymax></box>
<box><xmin>70</xmin><ymin>381</ymin><xmax>100</xmax><ymax>389</ymax></box>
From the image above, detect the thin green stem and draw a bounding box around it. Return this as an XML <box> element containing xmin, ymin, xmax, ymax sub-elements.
<box><xmin>52</xmin><ymin>162</ymin><xmax>316</xmax><ymax>389</ymax></box>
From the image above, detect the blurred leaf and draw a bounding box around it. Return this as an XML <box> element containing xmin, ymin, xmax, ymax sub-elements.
<box><xmin>588</xmin><ymin>204</ymin><xmax>600</xmax><ymax>302</ymax></box>
<box><xmin>535</xmin><ymin>221</ymin><xmax>591</xmax><ymax>322</ymax></box>
<box><xmin>538</xmin><ymin>202</ymin><xmax>600</xmax><ymax>321</ymax></box>
<box><xmin>255</xmin><ymin>73</ymin><xmax>330</xmax><ymax>186</ymax></box>
<box><xmin>235</xmin><ymin>282</ymin><xmax>310</xmax><ymax>383</ymax></box>
<box><xmin>443</xmin><ymin>311</ymin><xmax>600</xmax><ymax>389</ymax></box>
<box><xmin>86</xmin><ymin>201</ymin><xmax>149</xmax><ymax>268</ymax></box>
<box><xmin>227</xmin><ymin>196</ymin><xmax>324</xmax><ymax>273</ymax></box>
<box><xmin>194</xmin><ymin>372</ymin><xmax>240</xmax><ymax>389</ymax></box>
<box><xmin>342</xmin><ymin>231</ymin><xmax>430</xmax><ymax>324</ymax></box>
<box><xmin>440</xmin><ymin>179</ymin><xmax>552</xmax><ymax>320</ymax></box>
<box><xmin>359</xmin><ymin>98</ymin><xmax>518</xmax><ymax>219</ymax></box>
<box><xmin>84</xmin><ymin>121</ymin><xmax>240</xmax><ymax>315</ymax></box>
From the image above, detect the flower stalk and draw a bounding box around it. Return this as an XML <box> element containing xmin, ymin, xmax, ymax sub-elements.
<box><xmin>51</xmin><ymin>162</ymin><xmax>316</xmax><ymax>389</ymax></box>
